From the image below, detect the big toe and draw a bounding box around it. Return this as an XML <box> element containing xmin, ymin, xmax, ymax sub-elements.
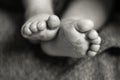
<box><xmin>47</xmin><ymin>15</ymin><xmax>60</xmax><ymax>29</ymax></box>
<box><xmin>75</xmin><ymin>19</ymin><xmax>94</xmax><ymax>32</ymax></box>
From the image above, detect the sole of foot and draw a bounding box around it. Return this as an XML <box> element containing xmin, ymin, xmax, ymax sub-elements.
<box><xmin>59</xmin><ymin>19</ymin><xmax>101</xmax><ymax>58</ymax></box>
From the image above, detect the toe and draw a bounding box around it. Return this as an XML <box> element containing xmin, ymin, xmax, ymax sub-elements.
<box><xmin>76</xmin><ymin>19</ymin><xmax>94</xmax><ymax>32</ymax></box>
<box><xmin>90</xmin><ymin>44</ymin><xmax>100</xmax><ymax>52</ymax></box>
<box><xmin>87</xmin><ymin>30</ymin><xmax>98</xmax><ymax>40</ymax></box>
<box><xmin>37</xmin><ymin>21</ymin><xmax>46</xmax><ymax>31</ymax></box>
<box><xmin>22</xmin><ymin>23</ymin><xmax>32</xmax><ymax>36</ymax></box>
<box><xmin>88</xmin><ymin>50</ymin><xmax>97</xmax><ymax>57</ymax></box>
<box><xmin>29</xmin><ymin>21</ymin><xmax>38</xmax><ymax>33</ymax></box>
<box><xmin>91</xmin><ymin>37</ymin><xmax>101</xmax><ymax>44</ymax></box>
<box><xmin>47</xmin><ymin>15</ymin><xmax>60</xmax><ymax>29</ymax></box>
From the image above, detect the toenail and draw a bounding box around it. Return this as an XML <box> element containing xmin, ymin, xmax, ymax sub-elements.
<box><xmin>87</xmin><ymin>51</ymin><xmax>97</xmax><ymax>57</ymax></box>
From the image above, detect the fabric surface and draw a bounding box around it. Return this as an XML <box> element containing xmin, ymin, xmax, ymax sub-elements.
<box><xmin>0</xmin><ymin>9</ymin><xmax>120</xmax><ymax>80</ymax></box>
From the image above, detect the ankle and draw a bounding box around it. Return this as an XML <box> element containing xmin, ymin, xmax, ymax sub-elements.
<box><xmin>25</xmin><ymin>11</ymin><xmax>54</xmax><ymax>20</ymax></box>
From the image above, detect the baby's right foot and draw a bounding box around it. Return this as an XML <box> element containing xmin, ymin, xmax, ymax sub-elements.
<box><xmin>21</xmin><ymin>14</ymin><xmax>60</xmax><ymax>42</ymax></box>
<box><xmin>60</xmin><ymin>19</ymin><xmax>101</xmax><ymax>57</ymax></box>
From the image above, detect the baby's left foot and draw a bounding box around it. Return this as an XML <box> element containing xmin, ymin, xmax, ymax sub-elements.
<box><xmin>21</xmin><ymin>14</ymin><xmax>60</xmax><ymax>42</ymax></box>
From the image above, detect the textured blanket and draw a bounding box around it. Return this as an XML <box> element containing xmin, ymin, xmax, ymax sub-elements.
<box><xmin>0</xmin><ymin>9</ymin><xmax>120</xmax><ymax>80</ymax></box>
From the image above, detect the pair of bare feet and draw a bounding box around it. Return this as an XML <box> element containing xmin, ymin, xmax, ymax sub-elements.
<box><xmin>21</xmin><ymin>14</ymin><xmax>101</xmax><ymax>58</ymax></box>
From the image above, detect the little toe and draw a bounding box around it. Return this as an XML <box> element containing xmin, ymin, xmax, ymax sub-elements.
<box><xmin>76</xmin><ymin>19</ymin><xmax>94</xmax><ymax>32</ymax></box>
<box><xmin>90</xmin><ymin>44</ymin><xmax>100</xmax><ymax>52</ymax></box>
<box><xmin>29</xmin><ymin>21</ymin><xmax>39</xmax><ymax>33</ymax></box>
<box><xmin>87</xmin><ymin>50</ymin><xmax>97</xmax><ymax>57</ymax></box>
<box><xmin>87</xmin><ymin>30</ymin><xmax>98</xmax><ymax>40</ymax></box>
<box><xmin>22</xmin><ymin>23</ymin><xmax>32</xmax><ymax>36</ymax></box>
<box><xmin>47</xmin><ymin>15</ymin><xmax>60</xmax><ymax>29</ymax></box>
<box><xmin>91</xmin><ymin>36</ymin><xmax>101</xmax><ymax>44</ymax></box>
<box><xmin>37</xmin><ymin>21</ymin><xmax>46</xmax><ymax>31</ymax></box>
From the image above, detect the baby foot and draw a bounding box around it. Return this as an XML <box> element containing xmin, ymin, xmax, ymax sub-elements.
<box><xmin>61</xmin><ymin>19</ymin><xmax>101</xmax><ymax>57</ymax></box>
<box><xmin>21</xmin><ymin>14</ymin><xmax>60</xmax><ymax>42</ymax></box>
